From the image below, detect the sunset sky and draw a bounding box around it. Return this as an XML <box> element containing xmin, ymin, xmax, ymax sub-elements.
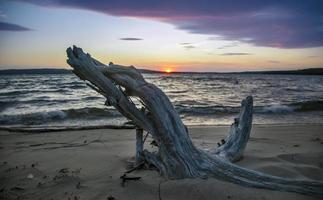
<box><xmin>0</xmin><ymin>0</ymin><xmax>322</xmax><ymax>72</ymax></box>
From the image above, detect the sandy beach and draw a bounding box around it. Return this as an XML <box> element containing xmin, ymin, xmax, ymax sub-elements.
<box><xmin>0</xmin><ymin>124</ymin><xmax>322</xmax><ymax>200</ymax></box>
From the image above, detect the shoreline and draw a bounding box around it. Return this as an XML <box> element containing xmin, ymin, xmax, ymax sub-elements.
<box><xmin>1</xmin><ymin>123</ymin><xmax>323</xmax><ymax>133</ymax></box>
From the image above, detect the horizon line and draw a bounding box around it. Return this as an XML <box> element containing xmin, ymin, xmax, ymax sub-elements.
<box><xmin>0</xmin><ymin>67</ymin><xmax>322</xmax><ymax>75</ymax></box>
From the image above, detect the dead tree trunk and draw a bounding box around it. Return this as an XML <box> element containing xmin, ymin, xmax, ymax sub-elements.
<box><xmin>135</xmin><ymin>127</ymin><xmax>144</xmax><ymax>165</ymax></box>
<box><xmin>66</xmin><ymin>46</ymin><xmax>323</xmax><ymax>198</ymax></box>
<box><xmin>207</xmin><ymin>96</ymin><xmax>253</xmax><ymax>162</ymax></box>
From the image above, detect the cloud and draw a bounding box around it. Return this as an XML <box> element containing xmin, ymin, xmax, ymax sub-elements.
<box><xmin>19</xmin><ymin>0</ymin><xmax>323</xmax><ymax>48</ymax></box>
<box><xmin>0</xmin><ymin>11</ymin><xmax>7</xmax><ymax>19</ymax></box>
<box><xmin>217</xmin><ymin>42</ymin><xmax>239</xmax><ymax>49</ymax></box>
<box><xmin>119</xmin><ymin>37</ymin><xmax>143</xmax><ymax>41</ymax></box>
<box><xmin>220</xmin><ymin>53</ymin><xmax>252</xmax><ymax>56</ymax></box>
<box><xmin>0</xmin><ymin>21</ymin><xmax>31</xmax><ymax>31</ymax></box>
<box><xmin>179</xmin><ymin>42</ymin><xmax>195</xmax><ymax>50</ymax></box>
<box><xmin>183</xmin><ymin>45</ymin><xmax>195</xmax><ymax>50</ymax></box>
<box><xmin>268</xmin><ymin>60</ymin><xmax>280</xmax><ymax>63</ymax></box>
<box><xmin>307</xmin><ymin>55</ymin><xmax>319</xmax><ymax>58</ymax></box>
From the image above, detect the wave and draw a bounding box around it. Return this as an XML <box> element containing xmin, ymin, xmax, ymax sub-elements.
<box><xmin>0</xmin><ymin>101</ymin><xmax>16</xmax><ymax>112</ymax></box>
<box><xmin>0</xmin><ymin>110</ymin><xmax>67</xmax><ymax>125</ymax></box>
<box><xmin>291</xmin><ymin>100</ymin><xmax>323</xmax><ymax>112</ymax></box>
<box><xmin>0</xmin><ymin>90</ymin><xmax>31</xmax><ymax>96</ymax></box>
<box><xmin>64</xmin><ymin>107</ymin><xmax>120</xmax><ymax>118</ymax></box>
<box><xmin>176</xmin><ymin>100</ymin><xmax>323</xmax><ymax>116</ymax></box>
<box><xmin>1</xmin><ymin>100</ymin><xmax>322</xmax><ymax>126</ymax></box>
<box><xmin>82</xmin><ymin>96</ymin><xmax>104</xmax><ymax>101</ymax></box>
<box><xmin>0</xmin><ymin>99</ymin><xmax>77</xmax><ymax>109</ymax></box>
<box><xmin>255</xmin><ymin>105</ymin><xmax>294</xmax><ymax>113</ymax></box>
<box><xmin>0</xmin><ymin>88</ymin><xmax>70</xmax><ymax>97</ymax></box>
<box><xmin>67</xmin><ymin>85</ymin><xmax>87</xmax><ymax>89</ymax></box>
<box><xmin>0</xmin><ymin>107</ymin><xmax>121</xmax><ymax>125</ymax></box>
<box><xmin>176</xmin><ymin>105</ymin><xmax>239</xmax><ymax>115</ymax></box>
<box><xmin>166</xmin><ymin>90</ymin><xmax>189</xmax><ymax>94</ymax></box>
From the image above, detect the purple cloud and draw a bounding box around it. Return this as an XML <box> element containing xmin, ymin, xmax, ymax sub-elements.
<box><xmin>0</xmin><ymin>21</ymin><xmax>31</xmax><ymax>31</ymax></box>
<box><xmin>18</xmin><ymin>0</ymin><xmax>323</xmax><ymax>48</ymax></box>
<box><xmin>120</xmin><ymin>37</ymin><xmax>143</xmax><ymax>41</ymax></box>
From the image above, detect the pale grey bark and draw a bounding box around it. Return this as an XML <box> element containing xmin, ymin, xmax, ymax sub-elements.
<box><xmin>135</xmin><ymin>128</ymin><xmax>144</xmax><ymax>165</ymax></box>
<box><xmin>208</xmin><ymin>96</ymin><xmax>253</xmax><ymax>162</ymax></box>
<box><xmin>66</xmin><ymin>46</ymin><xmax>323</xmax><ymax>198</ymax></box>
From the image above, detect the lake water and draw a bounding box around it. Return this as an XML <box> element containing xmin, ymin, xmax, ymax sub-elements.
<box><xmin>1</xmin><ymin>73</ymin><xmax>323</xmax><ymax>128</ymax></box>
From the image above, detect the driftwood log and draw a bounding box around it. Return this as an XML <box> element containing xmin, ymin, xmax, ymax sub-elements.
<box><xmin>66</xmin><ymin>46</ymin><xmax>323</xmax><ymax>198</ymax></box>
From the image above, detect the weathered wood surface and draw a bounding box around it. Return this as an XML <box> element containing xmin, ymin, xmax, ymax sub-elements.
<box><xmin>66</xmin><ymin>46</ymin><xmax>323</xmax><ymax>198</ymax></box>
<box><xmin>208</xmin><ymin>96</ymin><xmax>253</xmax><ymax>162</ymax></box>
<box><xmin>135</xmin><ymin>128</ymin><xmax>143</xmax><ymax>165</ymax></box>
